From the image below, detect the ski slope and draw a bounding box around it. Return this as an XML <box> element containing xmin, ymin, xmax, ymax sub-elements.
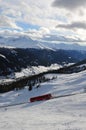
<box><xmin>0</xmin><ymin>71</ymin><xmax>86</xmax><ymax>130</ymax></box>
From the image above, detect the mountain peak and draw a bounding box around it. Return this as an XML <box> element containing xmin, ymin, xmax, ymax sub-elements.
<box><xmin>0</xmin><ymin>35</ymin><xmax>86</xmax><ymax>51</ymax></box>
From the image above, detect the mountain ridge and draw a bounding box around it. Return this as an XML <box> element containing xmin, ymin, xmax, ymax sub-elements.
<box><xmin>0</xmin><ymin>35</ymin><xmax>86</xmax><ymax>50</ymax></box>
<box><xmin>0</xmin><ymin>47</ymin><xmax>86</xmax><ymax>76</ymax></box>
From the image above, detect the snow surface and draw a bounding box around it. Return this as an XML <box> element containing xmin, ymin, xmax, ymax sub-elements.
<box><xmin>0</xmin><ymin>54</ymin><xmax>6</xmax><ymax>59</ymax></box>
<box><xmin>0</xmin><ymin>64</ymin><xmax>61</xmax><ymax>85</ymax></box>
<box><xmin>0</xmin><ymin>71</ymin><xmax>86</xmax><ymax>130</ymax></box>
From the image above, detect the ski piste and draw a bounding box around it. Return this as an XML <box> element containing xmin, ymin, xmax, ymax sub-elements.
<box><xmin>0</xmin><ymin>91</ymin><xmax>85</xmax><ymax>109</ymax></box>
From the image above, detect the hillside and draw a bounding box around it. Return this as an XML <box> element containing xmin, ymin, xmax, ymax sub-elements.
<box><xmin>0</xmin><ymin>71</ymin><xmax>86</xmax><ymax>130</ymax></box>
<box><xmin>51</xmin><ymin>58</ymin><xmax>86</xmax><ymax>74</ymax></box>
<box><xmin>0</xmin><ymin>47</ymin><xmax>86</xmax><ymax>76</ymax></box>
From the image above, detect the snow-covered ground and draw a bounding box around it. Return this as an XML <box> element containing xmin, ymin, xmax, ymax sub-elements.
<box><xmin>0</xmin><ymin>64</ymin><xmax>61</xmax><ymax>85</ymax></box>
<box><xmin>15</xmin><ymin>64</ymin><xmax>61</xmax><ymax>79</ymax></box>
<box><xmin>0</xmin><ymin>71</ymin><xmax>86</xmax><ymax>130</ymax></box>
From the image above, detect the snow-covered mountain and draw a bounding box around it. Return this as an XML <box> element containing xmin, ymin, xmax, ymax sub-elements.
<box><xmin>0</xmin><ymin>35</ymin><xmax>38</xmax><ymax>48</ymax></box>
<box><xmin>0</xmin><ymin>47</ymin><xmax>86</xmax><ymax>76</ymax></box>
<box><xmin>0</xmin><ymin>35</ymin><xmax>86</xmax><ymax>50</ymax></box>
<box><xmin>1</xmin><ymin>53</ymin><xmax>86</xmax><ymax>93</ymax></box>
<box><xmin>0</xmin><ymin>35</ymin><xmax>56</xmax><ymax>49</ymax></box>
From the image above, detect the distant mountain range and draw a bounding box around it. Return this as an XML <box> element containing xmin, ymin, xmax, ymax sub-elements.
<box><xmin>0</xmin><ymin>47</ymin><xmax>86</xmax><ymax>76</ymax></box>
<box><xmin>0</xmin><ymin>35</ymin><xmax>86</xmax><ymax>51</ymax></box>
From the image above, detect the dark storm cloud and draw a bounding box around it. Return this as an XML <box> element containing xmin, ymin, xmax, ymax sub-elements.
<box><xmin>57</xmin><ymin>22</ymin><xmax>86</xmax><ymax>30</ymax></box>
<box><xmin>52</xmin><ymin>0</ymin><xmax>86</xmax><ymax>10</ymax></box>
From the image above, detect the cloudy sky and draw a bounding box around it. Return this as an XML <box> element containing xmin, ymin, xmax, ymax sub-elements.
<box><xmin>0</xmin><ymin>0</ymin><xmax>86</xmax><ymax>44</ymax></box>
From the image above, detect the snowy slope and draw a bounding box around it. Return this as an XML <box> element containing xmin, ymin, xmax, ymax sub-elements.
<box><xmin>0</xmin><ymin>64</ymin><xmax>61</xmax><ymax>85</ymax></box>
<box><xmin>0</xmin><ymin>71</ymin><xmax>86</xmax><ymax>130</ymax></box>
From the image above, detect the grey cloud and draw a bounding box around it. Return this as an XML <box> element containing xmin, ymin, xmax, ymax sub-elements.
<box><xmin>52</xmin><ymin>0</ymin><xmax>86</xmax><ymax>10</ymax></box>
<box><xmin>0</xmin><ymin>15</ymin><xmax>22</xmax><ymax>30</ymax></box>
<box><xmin>57</xmin><ymin>22</ymin><xmax>86</xmax><ymax>30</ymax></box>
<box><xmin>41</xmin><ymin>34</ymin><xmax>84</xmax><ymax>43</ymax></box>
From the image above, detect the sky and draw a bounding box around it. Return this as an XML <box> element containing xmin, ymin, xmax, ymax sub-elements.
<box><xmin>0</xmin><ymin>0</ymin><xmax>86</xmax><ymax>45</ymax></box>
